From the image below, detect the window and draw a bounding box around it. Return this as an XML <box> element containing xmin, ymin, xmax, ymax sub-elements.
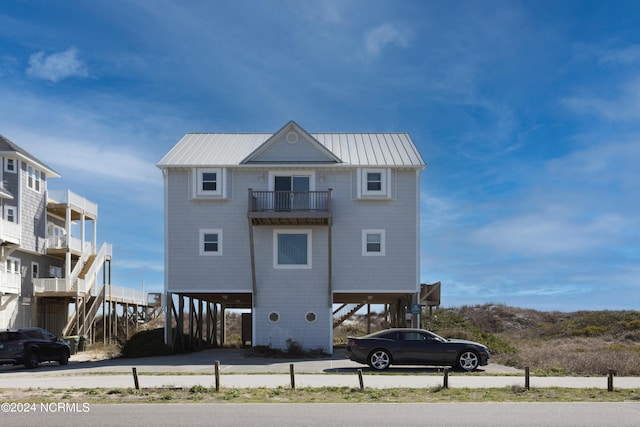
<box><xmin>274</xmin><ymin>229</ymin><xmax>312</xmax><ymax>269</ymax></box>
<box><xmin>6</xmin><ymin>258</ymin><xmax>20</xmax><ymax>274</ymax></box>
<box><xmin>367</xmin><ymin>172</ymin><xmax>382</xmax><ymax>191</ymax></box>
<box><xmin>202</xmin><ymin>172</ymin><xmax>217</xmax><ymax>191</ymax></box>
<box><xmin>360</xmin><ymin>168</ymin><xmax>390</xmax><ymax>197</ymax></box>
<box><xmin>199</xmin><ymin>229</ymin><xmax>223</xmax><ymax>256</ymax></box>
<box><xmin>268</xmin><ymin>312</ymin><xmax>280</xmax><ymax>323</ymax></box>
<box><xmin>4</xmin><ymin>158</ymin><xmax>15</xmax><ymax>173</ymax></box>
<box><xmin>5</xmin><ymin>206</ymin><xmax>16</xmax><ymax>223</ymax></box>
<box><xmin>305</xmin><ymin>312</ymin><xmax>317</xmax><ymax>323</ymax></box>
<box><xmin>194</xmin><ymin>168</ymin><xmax>223</xmax><ymax>197</ymax></box>
<box><xmin>27</xmin><ymin>166</ymin><xmax>42</xmax><ymax>192</ymax></box>
<box><xmin>362</xmin><ymin>229</ymin><xmax>386</xmax><ymax>256</ymax></box>
<box><xmin>31</xmin><ymin>263</ymin><xmax>39</xmax><ymax>279</ymax></box>
<box><xmin>49</xmin><ymin>266</ymin><xmax>63</xmax><ymax>278</ymax></box>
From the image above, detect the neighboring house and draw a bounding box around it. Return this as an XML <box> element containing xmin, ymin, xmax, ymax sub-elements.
<box><xmin>157</xmin><ymin>121</ymin><xmax>426</xmax><ymax>353</ymax></box>
<box><xmin>0</xmin><ymin>135</ymin><xmax>150</xmax><ymax>340</ymax></box>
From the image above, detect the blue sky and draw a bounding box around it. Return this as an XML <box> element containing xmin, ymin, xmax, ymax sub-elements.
<box><xmin>1</xmin><ymin>1</ymin><xmax>638</xmax><ymax>311</ymax></box>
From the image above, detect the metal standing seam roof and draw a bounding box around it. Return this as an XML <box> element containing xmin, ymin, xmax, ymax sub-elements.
<box><xmin>157</xmin><ymin>132</ymin><xmax>425</xmax><ymax>168</ymax></box>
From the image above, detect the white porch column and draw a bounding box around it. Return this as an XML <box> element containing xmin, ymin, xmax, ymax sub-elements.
<box><xmin>92</xmin><ymin>216</ymin><xmax>97</xmax><ymax>254</ymax></box>
<box><xmin>65</xmin><ymin>204</ymin><xmax>72</xmax><ymax>277</ymax></box>
<box><xmin>80</xmin><ymin>213</ymin><xmax>86</xmax><ymax>254</ymax></box>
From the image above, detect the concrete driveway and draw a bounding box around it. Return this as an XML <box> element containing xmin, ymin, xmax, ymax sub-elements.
<box><xmin>1</xmin><ymin>348</ymin><xmax>638</xmax><ymax>390</ymax></box>
<box><xmin>0</xmin><ymin>346</ymin><xmax>522</xmax><ymax>375</ymax></box>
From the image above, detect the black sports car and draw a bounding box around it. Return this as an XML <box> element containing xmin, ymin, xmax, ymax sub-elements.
<box><xmin>346</xmin><ymin>328</ymin><xmax>490</xmax><ymax>371</ymax></box>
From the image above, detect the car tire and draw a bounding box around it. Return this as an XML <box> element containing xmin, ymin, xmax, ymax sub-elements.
<box><xmin>368</xmin><ymin>349</ymin><xmax>391</xmax><ymax>370</ymax></box>
<box><xmin>26</xmin><ymin>350</ymin><xmax>39</xmax><ymax>369</ymax></box>
<box><xmin>59</xmin><ymin>349</ymin><xmax>70</xmax><ymax>366</ymax></box>
<box><xmin>456</xmin><ymin>350</ymin><xmax>479</xmax><ymax>371</ymax></box>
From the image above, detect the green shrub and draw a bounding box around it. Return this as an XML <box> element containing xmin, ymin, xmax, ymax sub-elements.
<box><xmin>122</xmin><ymin>328</ymin><xmax>173</xmax><ymax>358</ymax></box>
<box><xmin>427</xmin><ymin>309</ymin><xmax>517</xmax><ymax>355</ymax></box>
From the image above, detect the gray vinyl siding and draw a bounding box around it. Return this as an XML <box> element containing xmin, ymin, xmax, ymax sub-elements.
<box><xmin>19</xmin><ymin>162</ymin><xmax>47</xmax><ymax>253</ymax></box>
<box><xmin>252</xmin><ymin>225</ymin><xmax>331</xmax><ymax>352</ymax></box>
<box><xmin>166</xmin><ymin>169</ymin><xmax>253</xmax><ymax>292</ymax></box>
<box><xmin>326</xmin><ymin>169</ymin><xmax>418</xmax><ymax>293</ymax></box>
<box><xmin>166</xmin><ymin>167</ymin><xmax>418</xmax><ymax>295</ymax></box>
<box><xmin>2</xmin><ymin>158</ymin><xmax>19</xmax><ymax>195</ymax></box>
<box><xmin>248</xmin><ymin>135</ymin><xmax>335</xmax><ymax>163</ymax></box>
<box><xmin>15</xmin><ymin>250</ymin><xmax>63</xmax><ymax>297</ymax></box>
<box><xmin>165</xmin><ymin>165</ymin><xmax>419</xmax><ymax>351</ymax></box>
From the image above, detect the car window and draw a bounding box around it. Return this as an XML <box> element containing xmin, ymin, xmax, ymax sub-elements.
<box><xmin>0</xmin><ymin>332</ymin><xmax>21</xmax><ymax>342</ymax></box>
<box><xmin>377</xmin><ymin>331</ymin><xmax>399</xmax><ymax>340</ymax></box>
<box><xmin>41</xmin><ymin>330</ymin><xmax>55</xmax><ymax>340</ymax></box>
<box><xmin>24</xmin><ymin>330</ymin><xmax>43</xmax><ymax>339</ymax></box>
<box><xmin>401</xmin><ymin>332</ymin><xmax>429</xmax><ymax>341</ymax></box>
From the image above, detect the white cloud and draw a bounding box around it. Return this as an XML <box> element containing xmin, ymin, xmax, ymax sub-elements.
<box><xmin>597</xmin><ymin>45</ymin><xmax>640</xmax><ymax>65</ymax></box>
<box><xmin>26</xmin><ymin>47</ymin><xmax>89</xmax><ymax>82</ymax></box>
<box><xmin>561</xmin><ymin>78</ymin><xmax>640</xmax><ymax>123</ymax></box>
<box><xmin>364</xmin><ymin>22</ymin><xmax>411</xmax><ymax>57</ymax></box>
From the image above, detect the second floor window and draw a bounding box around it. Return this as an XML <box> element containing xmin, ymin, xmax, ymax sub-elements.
<box><xmin>27</xmin><ymin>166</ymin><xmax>42</xmax><ymax>192</ymax></box>
<box><xmin>5</xmin><ymin>206</ymin><xmax>16</xmax><ymax>223</ymax></box>
<box><xmin>202</xmin><ymin>172</ymin><xmax>217</xmax><ymax>192</ymax></box>
<box><xmin>5</xmin><ymin>158</ymin><xmax>15</xmax><ymax>173</ymax></box>
<box><xmin>360</xmin><ymin>168</ymin><xmax>390</xmax><ymax>198</ymax></box>
<box><xmin>366</xmin><ymin>172</ymin><xmax>382</xmax><ymax>191</ymax></box>
<box><xmin>6</xmin><ymin>258</ymin><xmax>19</xmax><ymax>274</ymax></box>
<box><xmin>194</xmin><ymin>168</ymin><xmax>223</xmax><ymax>197</ymax></box>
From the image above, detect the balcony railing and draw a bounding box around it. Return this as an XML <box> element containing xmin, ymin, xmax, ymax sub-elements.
<box><xmin>33</xmin><ymin>279</ymin><xmax>147</xmax><ymax>305</ymax></box>
<box><xmin>0</xmin><ymin>270</ymin><xmax>21</xmax><ymax>294</ymax></box>
<box><xmin>46</xmin><ymin>235</ymin><xmax>88</xmax><ymax>253</ymax></box>
<box><xmin>34</xmin><ymin>278</ymin><xmax>89</xmax><ymax>294</ymax></box>
<box><xmin>248</xmin><ymin>189</ymin><xmax>332</xmax><ymax>225</ymax></box>
<box><xmin>0</xmin><ymin>218</ymin><xmax>21</xmax><ymax>244</ymax></box>
<box><xmin>48</xmin><ymin>189</ymin><xmax>98</xmax><ymax>218</ymax></box>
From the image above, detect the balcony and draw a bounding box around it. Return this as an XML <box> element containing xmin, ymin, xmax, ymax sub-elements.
<box><xmin>248</xmin><ymin>189</ymin><xmax>332</xmax><ymax>225</ymax></box>
<box><xmin>46</xmin><ymin>235</ymin><xmax>89</xmax><ymax>257</ymax></box>
<box><xmin>0</xmin><ymin>270</ymin><xmax>21</xmax><ymax>294</ymax></box>
<box><xmin>0</xmin><ymin>218</ymin><xmax>20</xmax><ymax>244</ymax></box>
<box><xmin>47</xmin><ymin>189</ymin><xmax>98</xmax><ymax>220</ymax></box>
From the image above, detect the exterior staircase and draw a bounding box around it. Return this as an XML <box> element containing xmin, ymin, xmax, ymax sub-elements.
<box><xmin>333</xmin><ymin>303</ymin><xmax>366</xmax><ymax>328</ymax></box>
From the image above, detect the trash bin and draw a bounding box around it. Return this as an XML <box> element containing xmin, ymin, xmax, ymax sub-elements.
<box><xmin>63</xmin><ymin>336</ymin><xmax>79</xmax><ymax>355</ymax></box>
<box><xmin>78</xmin><ymin>335</ymin><xmax>87</xmax><ymax>352</ymax></box>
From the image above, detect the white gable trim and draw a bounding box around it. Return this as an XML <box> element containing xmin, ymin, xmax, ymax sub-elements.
<box><xmin>240</xmin><ymin>121</ymin><xmax>342</xmax><ymax>164</ymax></box>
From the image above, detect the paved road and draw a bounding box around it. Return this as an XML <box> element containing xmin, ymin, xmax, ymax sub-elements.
<box><xmin>3</xmin><ymin>402</ymin><xmax>640</xmax><ymax>427</ymax></box>
<box><xmin>0</xmin><ymin>347</ymin><xmax>637</xmax><ymax>390</ymax></box>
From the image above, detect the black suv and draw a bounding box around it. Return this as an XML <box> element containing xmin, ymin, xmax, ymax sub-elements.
<box><xmin>0</xmin><ymin>327</ymin><xmax>71</xmax><ymax>368</ymax></box>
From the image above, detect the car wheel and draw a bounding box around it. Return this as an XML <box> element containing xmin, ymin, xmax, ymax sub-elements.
<box><xmin>457</xmin><ymin>350</ymin><xmax>479</xmax><ymax>371</ymax></box>
<box><xmin>26</xmin><ymin>351</ymin><xmax>39</xmax><ymax>369</ymax></box>
<box><xmin>59</xmin><ymin>349</ymin><xmax>69</xmax><ymax>366</ymax></box>
<box><xmin>368</xmin><ymin>349</ymin><xmax>391</xmax><ymax>370</ymax></box>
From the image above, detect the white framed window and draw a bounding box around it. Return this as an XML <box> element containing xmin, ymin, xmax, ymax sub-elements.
<box><xmin>4</xmin><ymin>206</ymin><xmax>16</xmax><ymax>223</ymax></box>
<box><xmin>4</xmin><ymin>158</ymin><xmax>16</xmax><ymax>173</ymax></box>
<box><xmin>359</xmin><ymin>168</ymin><xmax>390</xmax><ymax>198</ymax></box>
<box><xmin>199</xmin><ymin>229</ymin><xmax>223</xmax><ymax>256</ymax></box>
<box><xmin>47</xmin><ymin>223</ymin><xmax>66</xmax><ymax>247</ymax></box>
<box><xmin>49</xmin><ymin>266</ymin><xmax>63</xmax><ymax>278</ymax></box>
<box><xmin>31</xmin><ymin>262</ymin><xmax>39</xmax><ymax>279</ymax></box>
<box><xmin>27</xmin><ymin>166</ymin><xmax>42</xmax><ymax>192</ymax></box>
<box><xmin>6</xmin><ymin>257</ymin><xmax>20</xmax><ymax>274</ymax></box>
<box><xmin>274</xmin><ymin>229</ymin><xmax>312</xmax><ymax>269</ymax></box>
<box><xmin>193</xmin><ymin>168</ymin><xmax>224</xmax><ymax>197</ymax></box>
<box><xmin>362</xmin><ymin>229</ymin><xmax>386</xmax><ymax>256</ymax></box>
